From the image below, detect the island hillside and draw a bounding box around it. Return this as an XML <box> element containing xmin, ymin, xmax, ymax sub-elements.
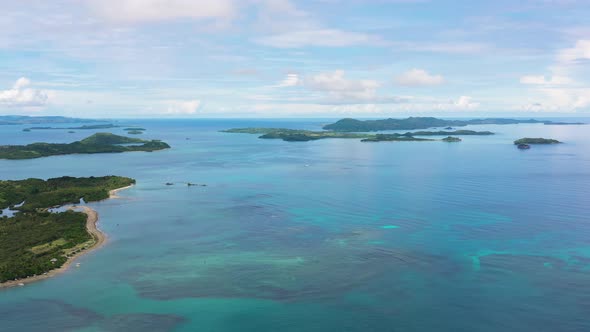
<box><xmin>322</xmin><ymin>117</ymin><xmax>581</xmax><ymax>132</ymax></box>
<box><xmin>0</xmin><ymin>176</ymin><xmax>135</xmax><ymax>283</ymax></box>
<box><xmin>0</xmin><ymin>133</ymin><xmax>170</xmax><ymax>159</ymax></box>
<box><xmin>514</xmin><ymin>138</ymin><xmax>562</xmax><ymax>145</ymax></box>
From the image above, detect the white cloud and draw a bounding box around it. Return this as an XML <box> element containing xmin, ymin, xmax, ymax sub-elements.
<box><xmin>558</xmin><ymin>39</ymin><xmax>590</xmax><ymax>64</ymax></box>
<box><xmin>275</xmin><ymin>73</ymin><xmax>300</xmax><ymax>87</ymax></box>
<box><xmin>454</xmin><ymin>96</ymin><xmax>479</xmax><ymax>110</ymax></box>
<box><xmin>305</xmin><ymin>70</ymin><xmax>382</xmax><ymax>103</ymax></box>
<box><xmin>395</xmin><ymin>69</ymin><xmax>444</xmax><ymax>86</ymax></box>
<box><xmin>87</xmin><ymin>0</ymin><xmax>236</xmax><ymax>23</ymax></box>
<box><xmin>165</xmin><ymin>100</ymin><xmax>201</xmax><ymax>114</ymax></box>
<box><xmin>0</xmin><ymin>77</ymin><xmax>50</xmax><ymax>107</ymax></box>
<box><xmin>538</xmin><ymin>88</ymin><xmax>590</xmax><ymax>110</ymax></box>
<box><xmin>520</xmin><ymin>75</ymin><xmax>572</xmax><ymax>85</ymax></box>
<box><xmin>256</xmin><ymin>29</ymin><xmax>383</xmax><ymax>48</ymax></box>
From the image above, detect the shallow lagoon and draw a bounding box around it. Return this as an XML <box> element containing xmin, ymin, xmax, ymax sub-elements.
<box><xmin>1</xmin><ymin>119</ymin><xmax>590</xmax><ymax>331</ymax></box>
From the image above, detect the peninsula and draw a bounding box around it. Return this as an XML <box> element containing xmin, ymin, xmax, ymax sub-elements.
<box><xmin>0</xmin><ymin>133</ymin><xmax>170</xmax><ymax>159</ymax></box>
<box><xmin>0</xmin><ymin>176</ymin><xmax>135</xmax><ymax>286</ymax></box>
<box><xmin>322</xmin><ymin>117</ymin><xmax>583</xmax><ymax>132</ymax></box>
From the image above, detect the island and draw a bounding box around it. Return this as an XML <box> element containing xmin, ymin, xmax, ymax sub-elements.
<box><xmin>124</xmin><ymin>127</ymin><xmax>146</xmax><ymax>135</ymax></box>
<box><xmin>514</xmin><ymin>138</ymin><xmax>562</xmax><ymax>145</ymax></box>
<box><xmin>406</xmin><ymin>130</ymin><xmax>494</xmax><ymax>136</ymax></box>
<box><xmin>222</xmin><ymin>128</ymin><xmax>371</xmax><ymax>141</ymax></box>
<box><xmin>361</xmin><ymin>134</ymin><xmax>434</xmax><ymax>142</ymax></box>
<box><xmin>222</xmin><ymin>127</ymin><xmax>489</xmax><ymax>142</ymax></box>
<box><xmin>442</xmin><ymin>136</ymin><xmax>462</xmax><ymax>142</ymax></box>
<box><xmin>0</xmin><ymin>133</ymin><xmax>170</xmax><ymax>159</ymax></box>
<box><xmin>0</xmin><ymin>176</ymin><xmax>135</xmax><ymax>286</ymax></box>
<box><xmin>322</xmin><ymin>117</ymin><xmax>583</xmax><ymax>132</ymax></box>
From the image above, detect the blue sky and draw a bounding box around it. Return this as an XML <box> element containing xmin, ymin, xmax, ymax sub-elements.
<box><xmin>0</xmin><ymin>0</ymin><xmax>589</xmax><ymax>118</ymax></box>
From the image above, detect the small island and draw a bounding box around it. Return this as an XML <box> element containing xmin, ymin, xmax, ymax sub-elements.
<box><xmin>0</xmin><ymin>176</ymin><xmax>135</xmax><ymax>286</ymax></box>
<box><xmin>361</xmin><ymin>134</ymin><xmax>434</xmax><ymax>142</ymax></box>
<box><xmin>222</xmin><ymin>128</ymin><xmax>370</xmax><ymax>141</ymax></box>
<box><xmin>514</xmin><ymin>138</ymin><xmax>562</xmax><ymax>145</ymax></box>
<box><xmin>0</xmin><ymin>133</ymin><xmax>170</xmax><ymax>160</ymax></box>
<box><xmin>442</xmin><ymin>136</ymin><xmax>462</xmax><ymax>142</ymax></box>
<box><xmin>124</xmin><ymin>127</ymin><xmax>146</xmax><ymax>134</ymax></box>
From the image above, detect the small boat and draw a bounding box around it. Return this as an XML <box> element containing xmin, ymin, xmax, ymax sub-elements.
<box><xmin>517</xmin><ymin>144</ymin><xmax>531</xmax><ymax>150</ymax></box>
<box><xmin>165</xmin><ymin>182</ymin><xmax>174</xmax><ymax>186</ymax></box>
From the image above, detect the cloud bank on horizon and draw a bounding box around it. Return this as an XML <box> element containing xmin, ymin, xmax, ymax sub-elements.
<box><xmin>1</xmin><ymin>0</ymin><xmax>589</xmax><ymax>118</ymax></box>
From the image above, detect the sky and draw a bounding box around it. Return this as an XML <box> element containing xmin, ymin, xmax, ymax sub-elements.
<box><xmin>0</xmin><ymin>0</ymin><xmax>589</xmax><ymax>118</ymax></box>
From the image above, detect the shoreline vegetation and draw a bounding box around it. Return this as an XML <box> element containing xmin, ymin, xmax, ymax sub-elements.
<box><xmin>0</xmin><ymin>177</ymin><xmax>135</xmax><ymax>288</ymax></box>
<box><xmin>221</xmin><ymin>127</ymin><xmax>494</xmax><ymax>142</ymax></box>
<box><xmin>514</xmin><ymin>138</ymin><xmax>562</xmax><ymax>145</ymax></box>
<box><xmin>0</xmin><ymin>132</ymin><xmax>170</xmax><ymax>159</ymax></box>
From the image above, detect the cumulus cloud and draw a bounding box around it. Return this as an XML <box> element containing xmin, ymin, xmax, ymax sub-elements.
<box><xmin>0</xmin><ymin>77</ymin><xmax>49</xmax><ymax>107</ymax></box>
<box><xmin>558</xmin><ymin>39</ymin><xmax>590</xmax><ymax>64</ymax></box>
<box><xmin>395</xmin><ymin>69</ymin><xmax>444</xmax><ymax>86</ymax></box>
<box><xmin>454</xmin><ymin>96</ymin><xmax>479</xmax><ymax>110</ymax></box>
<box><xmin>520</xmin><ymin>75</ymin><xmax>572</xmax><ymax>85</ymax></box>
<box><xmin>87</xmin><ymin>0</ymin><xmax>236</xmax><ymax>23</ymax></box>
<box><xmin>165</xmin><ymin>100</ymin><xmax>201</xmax><ymax>114</ymax></box>
<box><xmin>305</xmin><ymin>70</ymin><xmax>382</xmax><ymax>103</ymax></box>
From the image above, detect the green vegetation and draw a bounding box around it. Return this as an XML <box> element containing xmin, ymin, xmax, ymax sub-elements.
<box><xmin>221</xmin><ymin>128</ymin><xmax>289</xmax><ymax>134</ymax></box>
<box><xmin>407</xmin><ymin>130</ymin><xmax>494</xmax><ymax>136</ymax></box>
<box><xmin>442</xmin><ymin>136</ymin><xmax>462</xmax><ymax>142</ymax></box>
<box><xmin>259</xmin><ymin>129</ymin><xmax>369</xmax><ymax>141</ymax></box>
<box><xmin>361</xmin><ymin>134</ymin><xmax>435</xmax><ymax>142</ymax></box>
<box><xmin>0</xmin><ymin>176</ymin><xmax>135</xmax><ymax>282</ymax></box>
<box><xmin>514</xmin><ymin>138</ymin><xmax>562</xmax><ymax>145</ymax></box>
<box><xmin>322</xmin><ymin>117</ymin><xmax>580</xmax><ymax>132</ymax></box>
<box><xmin>0</xmin><ymin>133</ymin><xmax>170</xmax><ymax>160</ymax></box>
<box><xmin>222</xmin><ymin>127</ymin><xmax>490</xmax><ymax>143</ymax></box>
<box><xmin>223</xmin><ymin>128</ymin><xmax>370</xmax><ymax>141</ymax></box>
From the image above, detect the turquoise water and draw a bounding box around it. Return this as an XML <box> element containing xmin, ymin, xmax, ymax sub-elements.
<box><xmin>1</xmin><ymin>119</ymin><xmax>590</xmax><ymax>331</ymax></box>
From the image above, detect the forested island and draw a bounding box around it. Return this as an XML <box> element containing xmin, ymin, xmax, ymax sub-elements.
<box><xmin>0</xmin><ymin>176</ymin><xmax>135</xmax><ymax>284</ymax></box>
<box><xmin>514</xmin><ymin>138</ymin><xmax>562</xmax><ymax>145</ymax></box>
<box><xmin>0</xmin><ymin>133</ymin><xmax>170</xmax><ymax>159</ymax></box>
<box><xmin>322</xmin><ymin>117</ymin><xmax>583</xmax><ymax>132</ymax></box>
<box><xmin>124</xmin><ymin>127</ymin><xmax>146</xmax><ymax>135</ymax></box>
<box><xmin>222</xmin><ymin>128</ymin><xmax>491</xmax><ymax>142</ymax></box>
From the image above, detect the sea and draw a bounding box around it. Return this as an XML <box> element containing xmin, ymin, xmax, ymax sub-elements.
<box><xmin>0</xmin><ymin>118</ymin><xmax>589</xmax><ymax>332</ymax></box>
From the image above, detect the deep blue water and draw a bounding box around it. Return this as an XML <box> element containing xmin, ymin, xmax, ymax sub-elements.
<box><xmin>1</xmin><ymin>119</ymin><xmax>589</xmax><ymax>331</ymax></box>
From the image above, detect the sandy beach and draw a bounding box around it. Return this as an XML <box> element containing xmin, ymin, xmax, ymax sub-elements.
<box><xmin>0</xmin><ymin>185</ymin><xmax>133</xmax><ymax>289</ymax></box>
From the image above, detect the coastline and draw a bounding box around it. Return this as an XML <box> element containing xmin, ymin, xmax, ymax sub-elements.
<box><xmin>0</xmin><ymin>185</ymin><xmax>133</xmax><ymax>289</ymax></box>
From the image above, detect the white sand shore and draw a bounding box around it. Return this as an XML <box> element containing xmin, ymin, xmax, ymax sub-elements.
<box><xmin>0</xmin><ymin>185</ymin><xmax>133</xmax><ymax>289</ymax></box>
